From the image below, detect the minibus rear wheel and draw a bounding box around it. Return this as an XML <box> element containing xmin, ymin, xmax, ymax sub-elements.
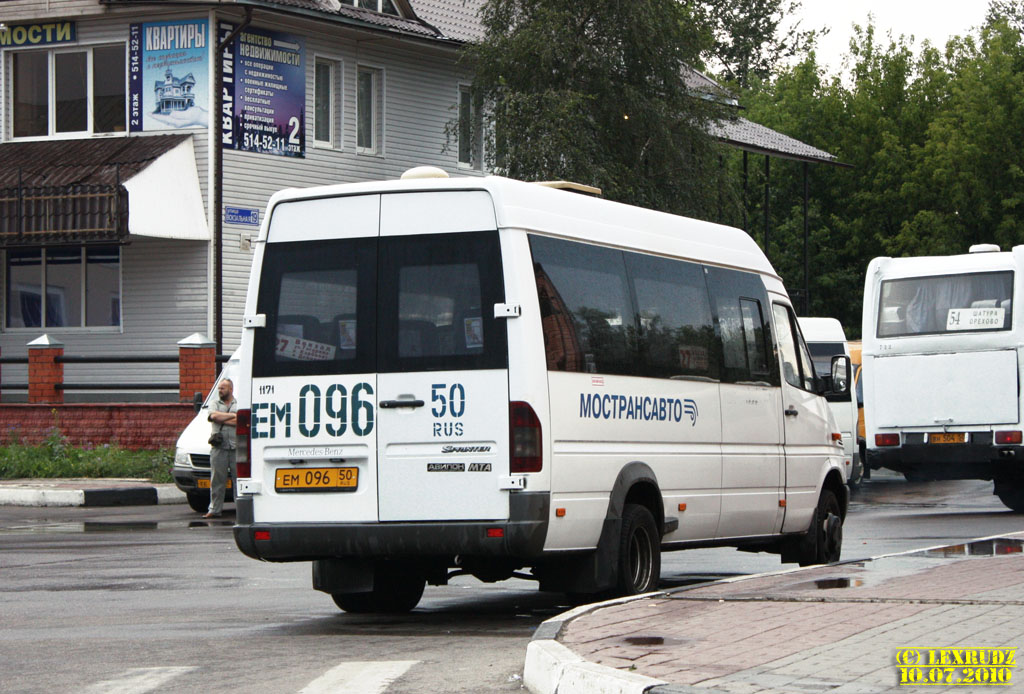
<box><xmin>616</xmin><ymin>504</ymin><xmax>660</xmax><ymax>595</ymax></box>
<box><xmin>331</xmin><ymin>569</ymin><xmax>426</xmax><ymax>613</ymax></box>
<box><xmin>994</xmin><ymin>479</ymin><xmax>1024</xmax><ymax>513</ymax></box>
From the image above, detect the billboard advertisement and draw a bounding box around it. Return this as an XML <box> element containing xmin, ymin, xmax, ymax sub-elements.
<box><xmin>129</xmin><ymin>19</ymin><xmax>210</xmax><ymax>132</ymax></box>
<box><xmin>220</xmin><ymin>23</ymin><xmax>305</xmax><ymax>158</ymax></box>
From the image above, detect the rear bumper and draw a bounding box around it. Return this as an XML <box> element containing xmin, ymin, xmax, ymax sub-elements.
<box><xmin>233</xmin><ymin>491</ymin><xmax>549</xmax><ymax>562</ymax></box>
<box><xmin>866</xmin><ymin>442</ymin><xmax>1024</xmax><ymax>480</ymax></box>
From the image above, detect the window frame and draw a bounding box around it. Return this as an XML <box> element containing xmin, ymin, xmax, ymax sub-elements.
<box><xmin>355</xmin><ymin>65</ymin><xmax>383</xmax><ymax>155</ymax></box>
<box><xmin>342</xmin><ymin>0</ymin><xmax>401</xmax><ymax>15</ymax></box>
<box><xmin>772</xmin><ymin>302</ymin><xmax>817</xmax><ymax>393</ymax></box>
<box><xmin>8</xmin><ymin>43</ymin><xmax>128</xmax><ymax>140</ymax></box>
<box><xmin>457</xmin><ymin>84</ymin><xmax>483</xmax><ymax>170</ymax></box>
<box><xmin>313</xmin><ymin>55</ymin><xmax>343</xmax><ymax>149</ymax></box>
<box><xmin>3</xmin><ymin>246</ymin><xmax>123</xmax><ymax>332</ymax></box>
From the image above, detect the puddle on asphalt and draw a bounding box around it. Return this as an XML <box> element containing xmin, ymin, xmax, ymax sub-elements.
<box><xmin>82</xmin><ymin>521</ymin><xmax>159</xmax><ymax>532</ymax></box>
<box><xmin>2</xmin><ymin>519</ymin><xmax>233</xmax><ymax>533</ymax></box>
<box><xmin>923</xmin><ymin>538</ymin><xmax>1024</xmax><ymax>558</ymax></box>
<box><xmin>789</xmin><ymin>577</ymin><xmax>866</xmax><ymax>591</ymax></box>
<box><xmin>620</xmin><ymin>635</ymin><xmax>688</xmax><ymax>648</ymax></box>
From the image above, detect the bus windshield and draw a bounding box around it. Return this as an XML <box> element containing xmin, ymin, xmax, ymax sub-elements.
<box><xmin>877</xmin><ymin>271</ymin><xmax>1013</xmax><ymax>337</ymax></box>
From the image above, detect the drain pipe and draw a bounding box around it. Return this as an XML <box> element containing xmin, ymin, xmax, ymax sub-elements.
<box><xmin>213</xmin><ymin>8</ymin><xmax>252</xmax><ymax>355</ymax></box>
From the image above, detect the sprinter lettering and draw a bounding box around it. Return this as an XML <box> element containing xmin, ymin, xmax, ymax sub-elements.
<box><xmin>579</xmin><ymin>393</ymin><xmax>699</xmax><ymax>426</ymax></box>
<box><xmin>251</xmin><ymin>382</ymin><xmax>374</xmax><ymax>439</ymax></box>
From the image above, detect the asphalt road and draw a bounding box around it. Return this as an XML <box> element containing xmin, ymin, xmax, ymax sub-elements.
<box><xmin>1</xmin><ymin>470</ymin><xmax>1022</xmax><ymax>694</ymax></box>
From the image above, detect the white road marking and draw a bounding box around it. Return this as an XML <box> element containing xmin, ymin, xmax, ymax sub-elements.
<box><xmin>298</xmin><ymin>660</ymin><xmax>419</xmax><ymax>694</ymax></box>
<box><xmin>82</xmin><ymin>667</ymin><xmax>198</xmax><ymax>694</ymax></box>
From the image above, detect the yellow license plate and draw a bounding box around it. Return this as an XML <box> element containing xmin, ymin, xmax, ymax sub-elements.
<box><xmin>196</xmin><ymin>478</ymin><xmax>232</xmax><ymax>489</ymax></box>
<box><xmin>929</xmin><ymin>432</ymin><xmax>966</xmax><ymax>444</ymax></box>
<box><xmin>275</xmin><ymin>467</ymin><xmax>358</xmax><ymax>493</ymax></box>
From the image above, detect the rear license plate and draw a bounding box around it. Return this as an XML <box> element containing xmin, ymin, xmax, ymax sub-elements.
<box><xmin>929</xmin><ymin>432</ymin><xmax>966</xmax><ymax>444</ymax></box>
<box><xmin>197</xmin><ymin>478</ymin><xmax>231</xmax><ymax>489</ymax></box>
<box><xmin>275</xmin><ymin>467</ymin><xmax>358</xmax><ymax>493</ymax></box>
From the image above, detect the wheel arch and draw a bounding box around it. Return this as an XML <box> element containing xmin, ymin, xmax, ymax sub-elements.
<box><xmin>822</xmin><ymin>467</ymin><xmax>849</xmax><ymax>520</ymax></box>
<box><xmin>608</xmin><ymin>461</ymin><xmax>665</xmax><ymax>533</ymax></box>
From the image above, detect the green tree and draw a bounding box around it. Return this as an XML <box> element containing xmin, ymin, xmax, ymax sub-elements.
<box><xmin>694</xmin><ymin>0</ymin><xmax>823</xmax><ymax>89</ymax></box>
<box><xmin>465</xmin><ymin>0</ymin><xmax>733</xmax><ymax>218</ymax></box>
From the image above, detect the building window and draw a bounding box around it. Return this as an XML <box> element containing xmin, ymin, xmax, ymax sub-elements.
<box><xmin>341</xmin><ymin>0</ymin><xmax>400</xmax><ymax>15</ymax></box>
<box><xmin>357</xmin><ymin>67</ymin><xmax>382</xmax><ymax>154</ymax></box>
<box><xmin>314</xmin><ymin>58</ymin><xmax>341</xmax><ymax>147</ymax></box>
<box><xmin>11</xmin><ymin>45</ymin><xmax>126</xmax><ymax>138</ymax></box>
<box><xmin>5</xmin><ymin>246</ymin><xmax>121</xmax><ymax>328</ymax></box>
<box><xmin>458</xmin><ymin>85</ymin><xmax>483</xmax><ymax>170</ymax></box>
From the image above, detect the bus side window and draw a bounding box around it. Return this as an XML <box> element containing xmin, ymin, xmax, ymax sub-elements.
<box><xmin>529</xmin><ymin>236</ymin><xmax>635</xmax><ymax>376</ymax></box>
<box><xmin>705</xmin><ymin>266</ymin><xmax>779</xmax><ymax>386</ymax></box>
<box><xmin>624</xmin><ymin>251</ymin><xmax>717</xmax><ymax>380</ymax></box>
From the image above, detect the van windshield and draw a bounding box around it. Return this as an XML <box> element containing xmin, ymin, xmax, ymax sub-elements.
<box><xmin>253</xmin><ymin>232</ymin><xmax>507</xmax><ymax>377</ymax></box>
<box><xmin>878</xmin><ymin>271</ymin><xmax>1013</xmax><ymax>337</ymax></box>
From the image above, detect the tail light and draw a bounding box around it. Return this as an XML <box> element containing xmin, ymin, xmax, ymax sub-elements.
<box><xmin>996</xmin><ymin>430</ymin><xmax>1022</xmax><ymax>445</ymax></box>
<box><xmin>875</xmin><ymin>433</ymin><xmax>900</xmax><ymax>447</ymax></box>
<box><xmin>236</xmin><ymin>408</ymin><xmax>251</xmax><ymax>478</ymax></box>
<box><xmin>509</xmin><ymin>401</ymin><xmax>542</xmax><ymax>473</ymax></box>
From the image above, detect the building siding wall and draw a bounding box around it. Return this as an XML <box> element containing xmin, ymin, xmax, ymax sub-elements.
<box><xmin>2</xmin><ymin>4</ymin><xmax>480</xmax><ymax>404</ymax></box>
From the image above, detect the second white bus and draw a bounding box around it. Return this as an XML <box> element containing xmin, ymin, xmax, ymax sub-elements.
<box><xmin>863</xmin><ymin>244</ymin><xmax>1024</xmax><ymax>511</ymax></box>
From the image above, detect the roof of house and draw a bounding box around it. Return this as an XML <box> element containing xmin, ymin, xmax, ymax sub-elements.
<box><xmin>408</xmin><ymin>0</ymin><xmax>487</xmax><ymax>42</ymax></box>
<box><xmin>0</xmin><ymin>135</ymin><xmax>191</xmax><ymax>187</ymax></box>
<box><xmin>710</xmin><ymin>115</ymin><xmax>839</xmax><ymax>165</ymax></box>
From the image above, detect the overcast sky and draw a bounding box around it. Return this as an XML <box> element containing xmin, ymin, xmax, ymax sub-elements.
<box><xmin>795</xmin><ymin>1</ymin><xmax>990</xmax><ymax>72</ymax></box>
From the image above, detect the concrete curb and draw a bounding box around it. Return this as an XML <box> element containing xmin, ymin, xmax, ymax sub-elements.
<box><xmin>523</xmin><ymin>557</ymin><xmax>889</xmax><ymax>694</ymax></box>
<box><xmin>525</xmin><ymin>592</ymin><xmax>671</xmax><ymax>694</ymax></box>
<box><xmin>0</xmin><ymin>484</ymin><xmax>186</xmax><ymax>507</ymax></box>
<box><xmin>523</xmin><ymin>532</ymin><xmax>1024</xmax><ymax>694</ymax></box>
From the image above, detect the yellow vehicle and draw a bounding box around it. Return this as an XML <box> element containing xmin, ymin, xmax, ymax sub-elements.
<box><xmin>848</xmin><ymin>340</ymin><xmax>866</xmax><ymax>478</ymax></box>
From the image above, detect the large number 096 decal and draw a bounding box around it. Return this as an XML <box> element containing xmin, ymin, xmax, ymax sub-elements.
<box><xmin>251</xmin><ymin>382</ymin><xmax>374</xmax><ymax>439</ymax></box>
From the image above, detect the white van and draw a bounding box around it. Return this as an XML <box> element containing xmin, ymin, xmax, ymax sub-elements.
<box><xmin>172</xmin><ymin>349</ymin><xmax>243</xmax><ymax>513</ymax></box>
<box><xmin>863</xmin><ymin>244</ymin><xmax>1024</xmax><ymax>511</ymax></box>
<box><xmin>231</xmin><ymin>170</ymin><xmax>850</xmax><ymax>612</ymax></box>
<box><xmin>798</xmin><ymin>317</ymin><xmax>861</xmax><ymax>486</ymax></box>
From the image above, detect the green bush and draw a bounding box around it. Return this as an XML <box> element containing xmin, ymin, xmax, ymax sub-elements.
<box><xmin>0</xmin><ymin>430</ymin><xmax>173</xmax><ymax>483</ymax></box>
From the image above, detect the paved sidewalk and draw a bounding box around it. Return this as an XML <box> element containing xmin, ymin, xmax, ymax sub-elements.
<box><xmin>526</xmin><ymin>533</ymin><xmax>1024</xmax><ymax>694</ymax></box>
<box><xmin>0</xmin><ymin>478</ymin><xmax>186</xmax><ymax>506</ymax></box>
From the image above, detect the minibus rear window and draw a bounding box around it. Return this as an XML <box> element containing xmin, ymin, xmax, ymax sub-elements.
<box><xmin>254</xmin><ymin>238</ymin><xmax>377</xmax><ymax>378</ymax></box>
<box><xmin>878</xmin><ymin>271</ymin><xmax>1013</xmax><ymax>337</ymax></box>
<box><xmin>253</xmin><ymin>232</ymin><xmax>507</xmax><ymax>377</ymax></box>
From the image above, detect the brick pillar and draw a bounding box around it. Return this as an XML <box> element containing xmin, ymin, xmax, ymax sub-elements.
<box><xmin>28</xmin><ymin>334</ymin><xmax>64</xmax><ymax>404</ymax></box>
<box><xmin>178</xmin><ymin>333</ymin><xmax>217</xmax><ymax>403</ymax></box>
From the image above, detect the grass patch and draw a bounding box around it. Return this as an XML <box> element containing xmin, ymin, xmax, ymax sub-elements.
<box><xmin>0</xmin><ymin>430</ymin><xmax>173</xmax><ymax>483</ymax></box>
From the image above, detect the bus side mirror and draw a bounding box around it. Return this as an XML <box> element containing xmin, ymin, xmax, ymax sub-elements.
<box><xmin>193</xmin><ymin>391</ymin><xmax>204</xmax><ymax>414</ymax></box>
<box><xmin>830</xmin><ymin>355</ymin><xmax>851</xmax><ymax>396</ymax></box>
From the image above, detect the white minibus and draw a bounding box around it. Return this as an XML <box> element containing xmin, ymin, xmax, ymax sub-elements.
<box><xmin>798</xmin><ymin>317</ymin><xmax>861</xmax><ymax>486</ymax></box>
<box><xmin>232</xmin><ymin>169</ymin><xmax>849</xmax><ymax>612</ymax></box>
<box><xmin>862</xmin><ymin>244</ymin><xmax>1024</xmax><ymax>511</ymax></box>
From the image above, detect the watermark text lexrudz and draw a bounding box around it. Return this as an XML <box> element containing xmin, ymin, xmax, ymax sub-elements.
<box><xmin>896</xmin><ymin>648</ymin><xmax>1015</xmax><ymax>686</ymax></box>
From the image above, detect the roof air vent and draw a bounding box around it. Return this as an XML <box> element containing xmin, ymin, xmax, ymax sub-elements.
<box><xmin>969</xmin><ymin>244</ymin><xmax>1000</xmax><ymax>253</ymax></box>
<box><xmin>535</xmin><ymin>181</ymin><xmax>602</xmax><ymax>197</ymax></box>
<box><xmin>401</xmin><ymin>166</ymin><xmax>449</xmax><ymax>180</ymax></box>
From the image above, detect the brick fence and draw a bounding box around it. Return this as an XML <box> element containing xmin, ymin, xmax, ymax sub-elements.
<box><xmin>1</xmin><ymin>404</ymin><xmax>195</xmax><ymax>449</ymax></box>
<box><xmin>0</xmin><ymin>333</ymin><xmax>220</xmax><ymax>450</ymax></box>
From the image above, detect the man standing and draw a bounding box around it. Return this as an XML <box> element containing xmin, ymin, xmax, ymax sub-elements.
<box><xmin>205</xmin><ymin>378</ymin><xmax>237</xmax><ymax>518</ymax></box>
